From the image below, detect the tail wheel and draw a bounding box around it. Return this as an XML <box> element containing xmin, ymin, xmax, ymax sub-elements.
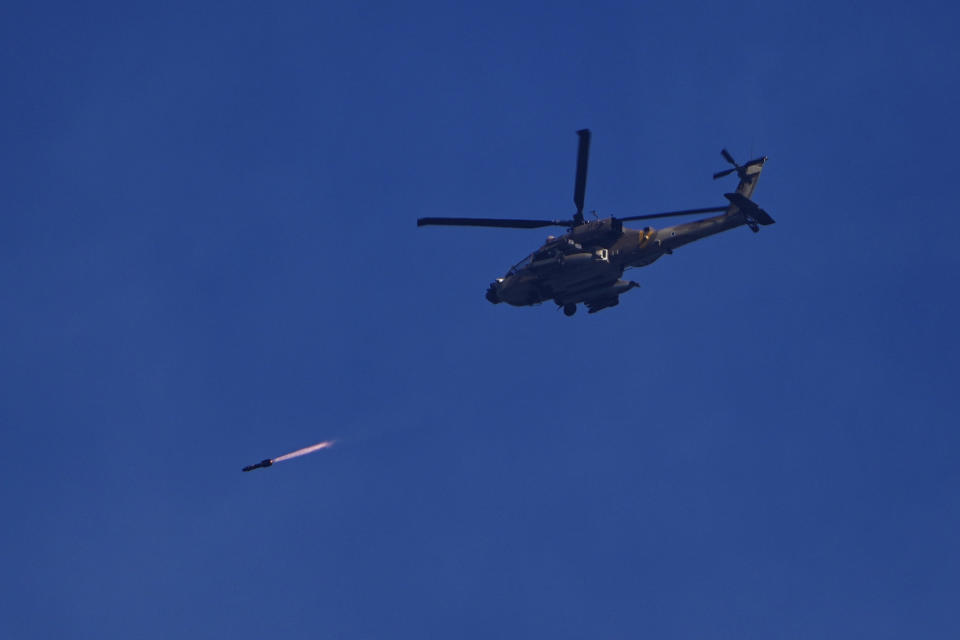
<box><xmin>563</xmin><ymin>304</ymin><xmax>577</xmax><ymax>317</ymax></box>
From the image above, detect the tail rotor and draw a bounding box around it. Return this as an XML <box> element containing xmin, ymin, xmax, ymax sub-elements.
<box><xmin>713</xmin><ymin>148</ymin><xmax>765</xmax><ymax>181</ymax></box>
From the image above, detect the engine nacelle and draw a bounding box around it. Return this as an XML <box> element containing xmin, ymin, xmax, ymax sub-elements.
<box><xmin>568</xmin><ymin>218</ymin><xmax>623</xmax><ymax>245</ymax></box>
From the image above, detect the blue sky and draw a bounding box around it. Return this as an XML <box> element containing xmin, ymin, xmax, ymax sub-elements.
<box><xmin>2</xmin><ymin>1</ymin><xmax>958</xmax><ymax>637</ymax></box>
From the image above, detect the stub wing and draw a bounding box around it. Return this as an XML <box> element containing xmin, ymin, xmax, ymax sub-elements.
<box><xmin>585</xmin><ymin>297</ymin><xmax>619</xmax><ymax>314</ymax></box>
<box><xmin>582</xmin><ymin>280</ymin><xmax>639</xmax><ymax>314</ymax></box>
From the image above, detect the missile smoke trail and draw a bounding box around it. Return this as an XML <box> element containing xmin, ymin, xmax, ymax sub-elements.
<box><xmin>272</xmin><ymin>440</ymin><xmax>335</xmax><ymax>463</ymax></box>
<box><xmin>242</xmin><ymin>440</ymin><xmax>335</xmax><ymax>472</ymax></box>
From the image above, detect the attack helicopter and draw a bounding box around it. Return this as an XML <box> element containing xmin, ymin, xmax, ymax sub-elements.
<box><xmin>417</xmin><ymin>129</ymin><xmax>774</xmax><ymax>315</ymax></box>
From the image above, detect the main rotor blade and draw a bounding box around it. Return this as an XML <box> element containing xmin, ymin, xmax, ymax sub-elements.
<box><xmin>618</xmin><ymin>206</ymin><xmax>728</xmax><ymax>223</ymax></box>
<box><xmin>417</xmin><ymin>217</ymin><xmax>572</xmax><ymax>229</ymax></box>
<box><xmin>573</xmin><ymin>129</ymin><xmax>591</xmax><ymax>216</ymax></box>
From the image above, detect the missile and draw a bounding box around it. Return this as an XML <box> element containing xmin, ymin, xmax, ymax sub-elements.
<box><xmin>242</xmin><ymin>458</ymin><xmax>273</xmax><ymax>472</ymax></box>
<box><xmin>241</xmin><ymin>440</ymin><xmax>334</xmax><ymax>474</ymax></box>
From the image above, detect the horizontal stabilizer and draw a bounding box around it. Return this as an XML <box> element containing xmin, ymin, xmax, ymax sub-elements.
<box><xmin>724</xmin><ymin>192</ymin><xmax>775</xmax><ymax>226</ymax></box>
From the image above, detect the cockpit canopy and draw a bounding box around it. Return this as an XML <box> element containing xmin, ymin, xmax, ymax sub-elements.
<box><xmin>507</xmin><ymin>253</ymin><xmax>535</xmax><ymax>276</ymax></box>
<box><xmin>505</xmin><ymin>235</ymin><xmax>572</xmax><ymax>276</ymax></box>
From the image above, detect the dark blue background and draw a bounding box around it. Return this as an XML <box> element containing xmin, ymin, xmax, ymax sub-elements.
<box><xmin>3</xmin><ymin>1</ymin><xmax>958</xmax><ymax>637</ymax></box>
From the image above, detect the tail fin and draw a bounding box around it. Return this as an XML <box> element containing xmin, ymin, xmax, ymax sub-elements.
<box><xmin>735</xmin><ymin>157</ymin><xmax>765</xmax><ymax>199</ymax></box>
<box><xmin>714</xmin><ymin>150</ymin><xmax>771</xmax><ymax>232</ymax></box>
<box><xmin>713</xmin><ymin>150</ymin><xmax>766</xmax><ymax>199</ymax></box>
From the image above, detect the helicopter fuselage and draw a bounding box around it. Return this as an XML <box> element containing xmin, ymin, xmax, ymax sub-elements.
<box><xmin>487</xmin><ymin>208</ymin><xmax>748</xmax><ymax>314</ymax></box>
<box><xmin>417</xmin><ymin>129</ymin><xmax>773</xmax><ymax>316</ymax></box>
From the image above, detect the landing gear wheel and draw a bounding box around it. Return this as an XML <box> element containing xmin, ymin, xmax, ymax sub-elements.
<box><xmin>563</xmin><ymin>304</ymin><xmax>577</xmax><ymax>317</ymax></box>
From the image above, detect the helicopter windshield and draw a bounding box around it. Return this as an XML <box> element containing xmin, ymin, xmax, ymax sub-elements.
<box><xmin>507</xmin><ymin>253</ymin><xmax>535</xmax><ymax>276</ymax></box>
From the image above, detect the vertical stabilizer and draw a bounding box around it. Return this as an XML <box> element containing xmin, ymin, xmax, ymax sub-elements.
<box><xmin>713</xmin><ymin>149</ymin><xmax>766</xmax><ymax>199</ymax></box>
<box><xmin>734</xmin><ymin>156</ymin><xmax>765</xmax><ymax>199</ymax></box>
<box><xmin>713</xmin><ymin>150</ymin><xmax>770</xmax><ymax>231</ymax></box>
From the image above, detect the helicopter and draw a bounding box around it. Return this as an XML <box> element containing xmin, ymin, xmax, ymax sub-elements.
<box><xmin>417</xmin><ymin>129</ymin><xmax>774</xmax><ymax>316</ymax></box>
